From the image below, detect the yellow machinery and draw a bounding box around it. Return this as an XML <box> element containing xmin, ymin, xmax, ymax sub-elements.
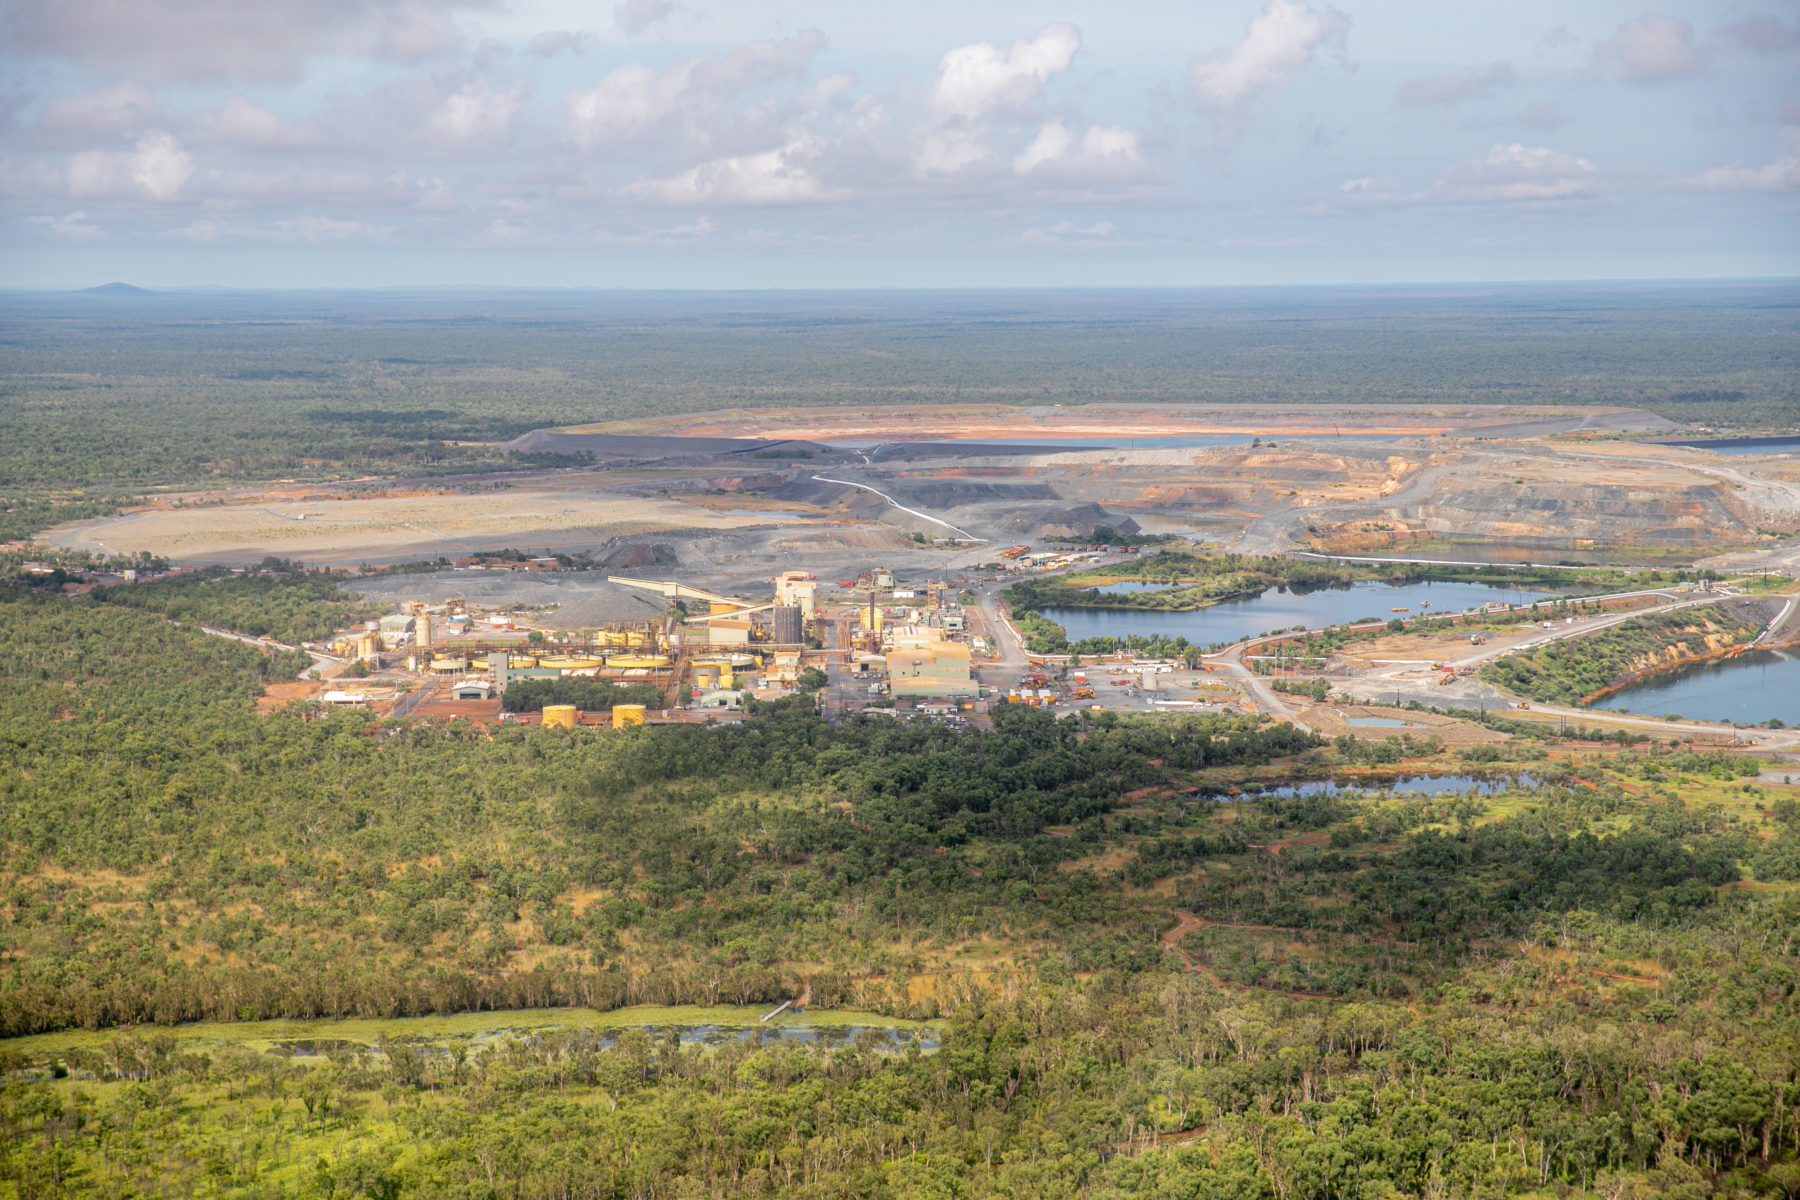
<box><xmin>718</xmin><ymin>669</ymin><xmax>735</xmax><ymax>690</ymax></box>
<box><xmin>542</xmin><ymin>705</ymin><xmax>578</xmax><ymax>728</ymax></box>
<box><xmin>611</xmin><ymin>704</ymin><xmax>647</xmax><ymax>729</ymax></box>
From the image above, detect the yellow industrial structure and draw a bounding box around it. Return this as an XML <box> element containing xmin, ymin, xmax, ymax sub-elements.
<box><xmin>887</xmin><ymin>641</ymin><xmax>975</xmax><ymax>698</ymax></box>
<box><xmin>537</xmin><ymin>655</ymin><xmax>606</xmax><ymax>671</ymax></box>
<box><xmin>611</xmin><ymin>704</ymin><xmax>647</xmax><ymax>729</ymax></box>
<box><xmin>606</xmin><ymin>654</ymin><xmax>671</xmax><ymax>669</ymax></box>
<box><xmin>541</xmin><ymin>705</ymin><xmax>578</xmax><ymax>729</ymax></box>
<box><xmin>706</xmin><ymin>618</ymin><xmax>752</xmax><ymax>646</ymax></box>
<box><xmin>774</xmin><ymin>571</ymin><xmax>818</xmax><ymax>616</ymax></box>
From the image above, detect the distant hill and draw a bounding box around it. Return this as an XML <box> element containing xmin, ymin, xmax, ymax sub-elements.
<box><xmin>80</xmin><ymin>282</ymin><xmax>156</xmax><ymax>295</ymax></box>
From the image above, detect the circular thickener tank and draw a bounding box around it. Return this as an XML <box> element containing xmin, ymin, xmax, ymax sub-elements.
<box><xmin>541</xmin><ymin>705</ymin><xmax>578</xmax><ymax>729</ymax></box>
<box><xmin>607</xmin><ymin>655</ymin><xmax>671</xmax><ymax>669</ymax></box>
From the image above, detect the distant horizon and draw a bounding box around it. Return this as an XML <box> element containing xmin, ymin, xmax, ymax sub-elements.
<box><xmin>9</xmin><ymin>274</ymin><xmax>1800</xmax><ymax>294</ymax></box>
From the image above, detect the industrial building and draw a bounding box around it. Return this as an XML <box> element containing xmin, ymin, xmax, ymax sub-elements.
<box><xmin>377</xmin><ymin>613</ymin><xmax>414</xmax><ymax>648</ymax></box>
<box><xmin>887</xmin><ymin>641</ymin><xmax>975</xmax><ymax>698</ymax></box>
<box><xmin>707</xmin><ymin>618</ymin><xmax>752</xmax><ymax>646</ymax></box>
<box><xmin>773</xmin><ymin>571</ymin><xmax>817</xmax><ymax>616</ymax></box>
<box><xmin>771</xmin><ymin>604</ymin><xmax>803</xmax><ymax>644</ymax></box>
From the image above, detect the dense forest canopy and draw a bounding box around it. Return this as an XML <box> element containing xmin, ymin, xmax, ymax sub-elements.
<box><xmin>86</xmin><ymin>563</ymin><xmax>377</xmax><ymax>644</ymax></box>
<box><xmin>2</xmin><ymin>577</ymin><xmax>1798</xmax><ymax>1197</ymax></box>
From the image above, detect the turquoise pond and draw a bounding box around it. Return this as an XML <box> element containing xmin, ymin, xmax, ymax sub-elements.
<box><xmin>1040</xmin><ymin>579</ymin><xmax>1559</xmax><ymax>646</ymax></box>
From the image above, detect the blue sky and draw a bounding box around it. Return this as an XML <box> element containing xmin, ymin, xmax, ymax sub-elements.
<box><xmin>1</xmin><ymin>0</ymin><xmax>1795</xmax><ymax>286</ymax></box>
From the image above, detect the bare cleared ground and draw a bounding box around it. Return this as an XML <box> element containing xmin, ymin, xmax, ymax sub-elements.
<box><xmin>1297</xmin><ymin>705</ymin><xmax>1504</xmax><ymax>744</ymax></box>
<box><xmin>51</xmin><ymin>490</ymin><xmax>799</xmax><ymax>565</ymax></box>
<box><xmin>42</xmin><ymin>403</ymin><xmax>1800</xmax><ymax>577</ymax></box>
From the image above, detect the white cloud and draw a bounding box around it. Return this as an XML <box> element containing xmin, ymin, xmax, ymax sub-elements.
<box><xmin>563</xmin><ymin>32</ymin><xmax>825</xmax><ymax>149</ymax></box>
<box><xmin>36</xmin><ymin>85</ymin><xmax>163</xmax><ymax>142</ymax></box>
<box><xmin>65</xmin><ymin>131</ymin><xmax>193</xmax><ymax>201</ymax></box>
<box><xmin>911</xmin><ymin>25</ymin><xmax>1088</xmax><ymax>180</ymax></box>
<box><xmin>1397</xmin><ymin>63</ymin><xmax>1514</xmax><ymax>108</ymax></box>
<box><xmin>1014</xmin><ymin>219</ymin><xmax>1117</xmax><ymax>245</ymax></box>
<box><xmin>1190</xmin><ymin>0</ymin><xmax>1348</xmax><ymax>113</ymax></box>
<box><xmin>414</xmin><ymin>177</ymin><xmax>457</xmax><ymax>211</ymax></box>
<box><xmin>1688</xmin><ymin>128</ymin><xmax>1800</xmax><ymax>193</ymax></box>
<box><xmin>131</xmin><ymin>132</ymin><xmax>193</xmax><ymax>199</ymax></box>
<box><xmin>167</xmin><ymin>219</ymin><xmax>221</xmax><ymax>242</ymax></box>
<box><xmin>197</xmin><ymin>97</ymin><xmax>322</xmax><ymax>150</ymax></box>
<box><xmin>624</xmin><ymin>139</ymin><xmax>839</xmax><ymax>205</ymax></box>
<box><xmin>2</xmin><ymin>0</ymin><xmax>489</xmax><ymax>83</ymax></box>
<box><xmin>0</xmin><ymin>158</ymin><xmax>66</xmax><ymax>197</ymax></box>
<box><xmin>617</xmin><ymin>216</ymin><xmax>716</xmax><ymax>245</ymax></box>
<box><xmin>612</xmin><ymin>0</ymin><xmax>673</xmax><ymax>36</ymax></box>
<box><xmin>423</xmin><ymin>82</ymin><xmax>528</xmax><ymax>153</ymax></box>
<box><xmin>1337</xmin><ymin>175</ymin><xmax>1410</xmax><ymax>202</ymax></box>
<box><xmin>25</xmin><ymin>210</ymin><xmax>106</xmax><ymax>241</ymax></box>
<box><xmin>802</xmin><ymin>73</ymin><xmax>858</xmax><ymax>110</ymax></box>
<box><xmin>192</xmin><ymin>166</ymin><xmax>448</xmax><ymax>210</ymax></box>
<box><xmin>929</xmin><ymin>24</ymin><xmax>1081</xmax><ymax>121</ymax></box>
<box><xmin>1012</xmin><ymin>122</ymin><xmax>1152</xmax><ymax>183</ymax></box>
<box><xmin>1436</xmin><ymin>143</ymin><xmax>1597</xmax><ymax>202</ymax></box>
<box><xmin>914</xmin><ymin>129</ymin><xmax>992</xmax><ymax>176</ymax></box>
<box><xmin>1323</xmin><ymin>146</ymin><xmax>1595</xmax><ymax>210</ymax></box>
<box><xmin>275</xmin><ymin>215</ymin><xmax>393</xmax><ymax>242</ymax></box>
<box><xmin>482</xmin><ymin>218</ymin><xmax>532</xmax><ymax>241</ymax></box>
<box><xmin>1594</xmin><ymin>15</ymin><xmax>1700</xmax><ymax>84</ymax></box>
<box><xmin>566</xmin><ymin>63</ymin><xmax>682</xmax><ymax>145</ymax></box>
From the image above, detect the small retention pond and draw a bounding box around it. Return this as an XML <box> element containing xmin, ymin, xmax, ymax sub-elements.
<box><xmin>1039</xmin><ymin>579</ymin><xmax>1561</xmax><ymax>646</ymax></box>
<box><xmin>2</xmin><ymin>1005</ymin><xmax>940</xmax><ymax>1060</ymax></box>
<box><xmin>1658</xmin><ymin>436</ymin><xmax>1800</xmax><ymax>457</ymax></box>
<box><xmin>1218</xmin><ymin>773</ymin><xmax>1543</xmax><ymax>800</ymax></box>
<box><xmin>1588</xmin><ymin>648</ymin><xmax>1800</xmax><ymax>726</ymax></box>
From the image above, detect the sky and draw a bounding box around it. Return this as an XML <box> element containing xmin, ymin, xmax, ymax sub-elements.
<box><xmin>1</xmin><ymin>0</ymin><xmax>1796</xmax><ymax>287</ymax></box>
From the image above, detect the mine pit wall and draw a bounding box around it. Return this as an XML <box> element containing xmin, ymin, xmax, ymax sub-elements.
<box><xmin>1397</xmin><ymin>482</ymin><xmax>1753</xmax><ymax>549</ymax></box>
<box><xmin>1577</xmin><ymin>595</ymin><xmax>1793</xmax><ymax>706</ymax></box>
